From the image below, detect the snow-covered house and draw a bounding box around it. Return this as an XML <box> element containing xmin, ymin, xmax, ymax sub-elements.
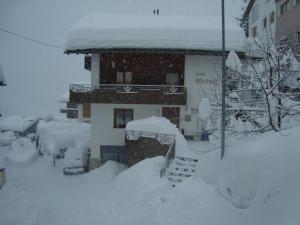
<box><xmin>59</xmin><ymin>91</ymin><xmax>91</xmax><ymax>121</ymax></box>
<box><xmin>65</xmin><ymin>14</ymin><xmax>246</xmax><ymax>168</ymax></box>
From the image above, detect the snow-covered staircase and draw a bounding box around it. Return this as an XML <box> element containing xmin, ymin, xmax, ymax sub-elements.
<box><xmin>167</xmin><ymin>156</ymin><xmax>198</xmax><ymax>187</ymax></box>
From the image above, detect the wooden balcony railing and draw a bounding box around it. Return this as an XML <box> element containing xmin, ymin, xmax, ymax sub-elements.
<box><xmin>69</xmin><ymin>84</ymin><xmax>187</xmax><ymax>105</ymax></box>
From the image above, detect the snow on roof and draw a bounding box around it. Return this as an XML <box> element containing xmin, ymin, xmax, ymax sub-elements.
<box><xmin>126</xmin><ymin>116</ymin><xmax>196</xmax><ymax>158</ymax></box>
<box><xmin>226</xmin><ymin>50</ymin><xmax>243</xmax><ymax>72</ymax></box>
<box><xmin>0</xmin><ymin>115</ymin><xmax>38</xmax><ymax>133</ymax></box>
<box><xmin>65</xmin><ymin>13</ymin><xmax>246</xmax><ymax>52</ymax></box>
<box><xmin>126</xmin><ymin>116</ymin><xmax>178</xmax><ymax>135</ymax></box>
<box><xmin>59</xmin><ymin>92</ymin><xmax>69</xmax><ymax>103</ymax></box>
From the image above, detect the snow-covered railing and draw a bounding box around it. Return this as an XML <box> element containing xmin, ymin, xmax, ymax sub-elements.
<box><xmin>70</xmin><ymin>84</ymin><xmax>186</xmax><ymax>94</ymax></box>
<box><xmin>126</xmin><ymin>130</ymin><xmax>175</xmax><ymax>145</ymax></box>
<box><xmin>160</xmin><ymin>139</ymin><xmax>176</xmax><ymax>178</ymax></box>
<box><xmin>70</xmin><ymin>84</ymin><xmax>91</xmax><ymax>93</ymax></box>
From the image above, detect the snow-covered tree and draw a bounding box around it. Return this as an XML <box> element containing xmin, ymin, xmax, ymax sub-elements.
<box><xmin>228</xmin><ymin>37</ymin><xmax>300</xmax><ymax>132</ymax></box>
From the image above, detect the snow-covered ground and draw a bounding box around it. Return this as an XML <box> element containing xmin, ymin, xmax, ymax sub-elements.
<box><xmin>1</xmin><ymin>125</ymin><xmax>300</xmax><ymax>225</ymax></box>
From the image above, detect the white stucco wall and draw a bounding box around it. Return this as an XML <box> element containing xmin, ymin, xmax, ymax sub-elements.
<box><xmin>248</xmin><ymin>0</ymin><xmax>276</xmax><ymax>38</ymax></box>
<box><xmin>180</xmin><ymin>55</ymin><xmax>221</xmax><ymax>136</ymax></box>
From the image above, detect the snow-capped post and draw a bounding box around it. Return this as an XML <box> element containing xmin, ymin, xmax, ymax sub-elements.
<box><xmin>221</xmin><ymin>0</ymin><xmax>226</xmax><ymax>160</ymax></box>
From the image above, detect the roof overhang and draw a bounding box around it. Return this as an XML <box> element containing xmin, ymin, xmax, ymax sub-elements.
<box><xmin>64</xmin><ymin>48</ymin><xmax>248</xmax><ymax>59</ymax></box>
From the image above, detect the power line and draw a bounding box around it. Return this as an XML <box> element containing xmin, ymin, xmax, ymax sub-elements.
<box><xmin>0</xmin><ymin>27</ymin><xmax>64</xmax><ymax>50</ymax></box>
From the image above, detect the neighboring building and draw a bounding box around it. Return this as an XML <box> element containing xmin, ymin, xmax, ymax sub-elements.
<box><xmin>243</xmin><ymin>0</ymin><xmax>277</xmax><ymax>38</ymax></box>
<box><xmin>59</xmin><ymin>92</ymin><xmax>91</xmax><ymax>122</ymax></box>
<box><xmin>275</xmin><ymin>0</ymin><xmax>300</xmax><ymax>57</ymax></box>
<box><xmin>243</xmin><ymin>0</ymin><xmax>300</xmax><ymax>56</ymax></box>
<box><xmin>65</xmin><ymin>14</ymin><xmax>246</xmax><ymax>168</ymax></box>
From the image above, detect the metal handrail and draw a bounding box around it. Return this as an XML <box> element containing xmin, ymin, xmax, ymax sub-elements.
<box><xmin>160</xmin><ymin>139</ymin><xmax>176</xmax><ymax>177</ymax></box>
<box><xmin>70</xmin><ymin>83</ymin><xmax>186</xmax><ymax>93</ymax></box>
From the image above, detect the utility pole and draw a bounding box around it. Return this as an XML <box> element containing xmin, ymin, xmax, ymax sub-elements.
<box><xmin>221</xmin><ymin>0</ymin><xmax>226</xmax><ymax>159</ymax></box>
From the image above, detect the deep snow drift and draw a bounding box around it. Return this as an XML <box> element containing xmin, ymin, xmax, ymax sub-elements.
<box><xmin>1</xmin><ymin>126</ymin><xmax>300</xmax><ymax>225</ymax></box>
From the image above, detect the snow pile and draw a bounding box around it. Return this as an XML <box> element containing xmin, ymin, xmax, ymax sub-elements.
<box><xmin>198</xmin><ymin>98</ymin><xmax>212</xmax><ymax>120</ymax></box>
<box><xmin>204</xmin><ymin>127</ymin><xmax>300</xmax><ymax>213</ymax></box>
<box><xmin>0</xmin><ymin>115</ymin><xmax>38</xmax><ymax>133</ymax></box>
<box><xmin>37</xmin><ymin>120</ymin><xmax>90</xmax><ymax>155</ymax></box>
<box><xmin>126</xmin><ymin>117</ymin><xmax>194</xmax><ymax>157</ymax></box>
<box><xmin>65</xmin><ymin>13</ymin><xmax>245</xmax><ymax>52</ymax></box>
<box><xmin>0</xmin><ymin>131</ymin><xmax>17</xmax><ymax>146</ymax></box>
<box><xmin>5</xmin><ymin>139</ymin><xmax>38</xmax><ymax>165</ymax></box>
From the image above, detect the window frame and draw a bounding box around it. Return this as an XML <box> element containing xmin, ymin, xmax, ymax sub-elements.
<box><xmin>116</xmin><ymin>72</ymin><xmax>133</xmax><ymax>84</ymax></box>
<box><xmin>263</xmin><ymin>17</ymin><xmax>267</xmax><ymax>29</ymax></box>
<box><xmin>269</xmin><ymin>11</ymin><xmax>275</xmax><ymax>24</ymax></box>
<box><xmin>113</xmin><ymin>108</ymin><xmax>133</xmax><ymax>129</ymax></box>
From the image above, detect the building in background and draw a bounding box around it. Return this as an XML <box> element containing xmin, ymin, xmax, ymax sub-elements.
<box><xmin>242</xmin><ymin>0</ymin><xmax>277</xmax><ymax>38</ymax></box>
<box><xmin>275</xmin><ymin>0</ymin><xmax>300</xmax><ymax>58</ymax></box>
<box><xmin>243</xmin><ymin>0</ymin><xmax>300</xmax><ymax>57</ymax></box>
<box><xmin>59</xmin><ymin>91</ymin><xmax>91</xmax><ymax>122</ymax></box>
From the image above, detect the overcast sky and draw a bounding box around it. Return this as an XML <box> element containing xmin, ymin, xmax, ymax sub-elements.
<box><xmin>0</xmin><ymin>0</ymin><xmax>244</xmax><ymax>117</ymax></box>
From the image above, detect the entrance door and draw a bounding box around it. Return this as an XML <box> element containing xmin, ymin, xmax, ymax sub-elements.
<box><xmin>162</xmin><ymin>107</ymin><xmax>180</xmax><ymax>128</ymax></box>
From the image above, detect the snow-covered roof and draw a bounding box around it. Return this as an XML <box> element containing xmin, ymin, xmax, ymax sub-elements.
<box><xmin>59</xmin><ymin>92</ymin><xmax>69</xmax><ymax>103</ymax></box>
<box><xmin>65</xmin><ymin>14</ymin><xmax>246</xmax><ymax>53</ymax></box>
<box><xmin>226</xmin><ymin>50</ymin><xmax>243</xmax><ymax>72</ymax></box>
<box><xmin>0</xmin><ymin>115</ymin><xmax>38</xmax><ymax>133</ymax></box>
<box><xmin>243</xmin><ymin>0</ymin><xmax>256</xmax><ymax>17</ymax></box>
<box><xmin>126</xmin><ymin>117</ymin><xmax>178</xmax><ymax>135</ymax></box>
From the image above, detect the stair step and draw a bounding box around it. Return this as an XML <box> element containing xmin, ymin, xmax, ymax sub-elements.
<box><xmin>175</xmin><ymin>161</ymin><xmax>197</xmax><ymax>168</ymax></box>
<box><xmin>168</xmin><ymin>177</ymin><xmax>183</xmax><ymax>183</ymax></box>
<box><xmin>169</xmin><ymin>172</ymin><xmax>192</xmax><ymax>177</ymax></box>
<box><xmin>176</xmin><ymin>157</ymin><xmax>198</xmax><ymax>163</ymax></box>
<box><xmin>173</xmin><ymin>167</ymin><xmax>195</xmax><ymax>173</ymax></box>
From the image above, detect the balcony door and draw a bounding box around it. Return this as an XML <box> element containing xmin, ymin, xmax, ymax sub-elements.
<box><xmin>162</xmin><ymin>107</ymin><xmax>180</xmax><ymax>128</ymax></box>
<box><xmin>117</xmin><ymin>72</ymin><xmax>133</xmax><ymax>84</ymax></box>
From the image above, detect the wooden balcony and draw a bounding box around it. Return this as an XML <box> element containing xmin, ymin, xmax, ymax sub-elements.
<box><xmin>69</xmin><ymin>84</ymin><xmax>187</xmax><ymax>105</ymax></box>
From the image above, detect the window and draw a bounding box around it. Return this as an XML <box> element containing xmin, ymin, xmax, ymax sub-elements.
<box><xmin>251</xmin><ymin>26</ymin><xmax>257</xmax><ymax>37</ymax></box>
<box><xmin>280</xmin><ymin>0</ymin><xmax>289</xmax><ymax>15</ymax></box>
<box><xmin>166</xmin><ymin>73</ymin><xmax>179</xmax><ymax>85</ymax></box>
<box><xmin>117</xmin><ymin>72</ymin><xmax>132</xmax><ymax>84</ymax></box>
<box><xmin>114</xmin><ymin>109</ymin><xmax>133</xmax><ymax>128</ymax></box>
<box><xmin>269</xmin><ymin>11</ymin><xmax>274</xmax><ymax>24</ymax></box>
<box><xmin>263</xmin><ymin>17</ymin><xmax>267</xmax><ymax>29</ymax></box>
<box><xmin>296</xmin><ymin>31</ymin><xmax>300</xmax><ymax>43</ymax></box>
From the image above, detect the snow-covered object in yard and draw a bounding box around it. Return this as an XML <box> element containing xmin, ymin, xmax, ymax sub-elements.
<box><xmin>198</xmin><ymin>98</ymin><xmax>212</xmax><ymax>120</ymax></box>
<box><xmin>226</xmin><ymin>50</ymin><xmax>243</xmax><ymax>72</ymax></box>
<box><xmin>126</xmin><ymin>117</ymin><xmax>194</xmax><ymax>158</ymax></box>
<box><xmin>65</xmin><ymin>14</ymin><xmax>245</xmax><ymax>52</ymax></box>
<box><xmin>0</xmin><ymin>131</ymin><xmax>17</xmax><ymax>146</ymax></box>
<box><xmin>0</xmin><ymin>115</ymin><xmax>38</xmax><ymax>133</ymax></box>
<box><xmin>37</xmin><ymin>120</ymin><xmax>90</xmax><ymax>155</ymax></box>
<box><xmin>5</xmin><ymin>139</ymin><xmax>38</xmax><ymax>165</ymax></box>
